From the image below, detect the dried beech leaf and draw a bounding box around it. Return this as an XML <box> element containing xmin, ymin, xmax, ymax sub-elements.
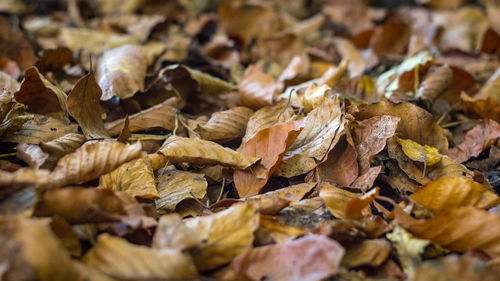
<box><xmin>234</xmin><ymin>120</ymin><xmax>304</xmax><ymax>197</ymax></box>
<box><xmin>353</xmin><ymin>115</ymin><xmax>400</xmax><ymax>174</ymax></box>
<box><xmin>461</xmin><ymin>93</ymin><xmax>500</xmax><ymax>123</ymax></box>
<box><xmin>474</xmin><ymin>66</ymin><xmax>500</xmax><ymax>104</ymax></box>
<box><xmin>83</xmin><ymin>233</ymin><xmax>198</xmax><ymax>280</ymax></box>
<box><xmin>1</xmin><ymin>114</ymin><xmax>78</xmax><ymax>143</ymax></box>
<box><xmin>277</xmin><ymin>97</ymin><xmax>343</xmax><ymax>177</ymax></box>
<box><xmin>185</xmin><ymin>203</ymin><xmax>259</xmax><ymax>270</ymax></box>
<box><xmin>387</xmin><ymin>137</ymin><xmax>430</xmax><ymax>185</ymax></box>
<box><xmin>16</xmin><ymin>143</ymin><xmax>48</xmax><ymax>169</ymax></box>
<box><xmin>67</xmin><ymin>69</ymin><xmax>109</xmax><ymax>139</ymax></box>
<box><xmin>245</xmin><ymin>183</ymin><xmax>315</xmax><ymax>215</ymax></box>
<box><xmin>427</xmin><ymin>155</ymin><xmax>474</xmax><ymax>180</ymax></box>
<box><xmin>257</xmin><ymin>214</ymin><xmax>307</xmax><ymax>244</ymax></box>
<box><xmin>411</xmin><ymin>177</ymin><xmax>500</xmax><ymax>214</ymax></box>
<box><xmin>387</xmin><ymin>225</ymin><xmax>433</xmax><ymax>275</ymax></box>
<box><xmin>238</xmin><ymin>65</ymin><xmax>277</xmax><ymax>109</ymax></box>
<box><xmin>301</xmin><ymin>84</ymin><xmax>331</xmax><ymax>113</ymax></box>
<box><xmin>242</xmin><ymin>103</ymin><xmax>295</xmax><ymax>146</ymax></box>
<box><xmin>33</xmin><ymin>187</ymin><xmax>126</xmax><ymax>224</ymax></box>
<box><xmin>14</xmin><ymin>67</ymin><xmax>67</xmax><ymax>115</ymax></box>
<box><xmin>152</xmin><ymin>214</ymin><xmax>201</xmax><ymax>251</ymax></box>
<box><xmin>319</xmin><ymin>184</ymin><xmax>371</xmax><ymax>219</ymax></box>
<box><xmin>396</xmin><ymin>137</ymin><xmax>441</xmax><ymax>166</ymax></box>
<box><xmin>0</xmin><ymin>71</ymin><xmax>20</xmax><ymax>93</ymax></box>
<box><xmin>0</xmin><ymin>102</ymin><xmax>33</xmax><ymax>138</ymax></box>
<box><xmin>155</xmin><ymin>168</ymin><xmax>207</xmax><ymax>213</ymax></box>
<box><xmin>342</xmin><ymin>239</ymin><xmax>391</xmax><ymax>268</ymax></box>
<box><xmin>39</xmin><ymin>133</ymin><xmax>86</xmax><ymax>170</ymax></box>
<box><xmin>98</xmin><ymin>45</ymin><xmax>148</xmax><ymax>100</ymax></box>
<box><xmin>194</xmin><ymin>106</ymin><xmax>254</xmax><ymax>143</ymax></box>
<box><xmin>99</xmin><ymin>157</ymin><xmax>158</xmax><ymax>199</ymax></box>
<box><xmin>415</xmin><ymin>65</ymin><xmax>453</xmax><ymax>101</ymax></box>
<box><xmin>0</xmin><ymin>168</ymin><xmax>49</xmax><ymax>195</ymax></box>
<box><xmin>158</xmin><ymin>136</ymin><xmax>259</xmax><ymax>170</ymax></box>
<box><xmin>48</xmin><ymin>141</ymin><xmax>142</xmax><ymax>187</ymax></box>
<box><xmin>60</xmin><ymin>27</ymin><xmax>138</xmax><ymax>55</ymax></box>
<box><xmin>116</xmin><ymin>115</ymin><xmax>130</xmax><ymax>142</ymax></box>
<box><xmin>449</xmin><ymin>119</ymin><xmax>500</xmax><ymax>163</ymax></box>
<box><xmin>355</xmin><ymin>101</ymin><xmax>448</xmax><ymax>153</ymax></box>
<box><xmin>229</xmin><ymin>235</ymin><xmax>344</xmax><ymax>281</ymax></box>
<box><xmin>351</xmin><ymin>166</ymin><xmax>382</xmax><ymax>191</ymax></box>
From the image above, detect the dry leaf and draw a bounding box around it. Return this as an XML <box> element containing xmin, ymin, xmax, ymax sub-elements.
<box><xmin>39</xmin><ymin>133</ymin><xmax>86</xmax><ymax>169</ymax></box>
<box><xmin>427</xmin><ymin>155</ymin><xmax>474</xmax><ymax>180</ymax></box>
<box><xmin>238</xmin><ymin>64</ymin><xmax>277</xmax><ymax>109</ymax></box>
<box><xmin>67</xmin><ymin>69</ymin><xmax>109</xmax><ymax>139</ymax></box>
<box><xmin>48</xmin><ymin>141</ymin><xmax>142</xmax><ymax>187</ymax></box>
<box><xmin>99</xmin><ymin>156</ymin><xmax>158</xmax><ymax>199</ymax></box>
<box><xmin>411</xmin><ymin>177</ymin><xmax>500</xmax><ymax>214</ymax></box>
<box><xmin>351</xmin><ymin>166</ymin><xmax>382</xmax><ymax>191</ymax></box>
<box><xmin>185</xmin><ymin>203</ymin><xmax>259</xmax><ymax>270</ymax></box>
<box><xmin>245</xmin><ymin>183</ymin><xmax>314</xmax><ymax>215</ymax></box>
<box><xmin>0</xmin><ymin>168</ymin><xmax>49</xmax><ymax>194</ymax></box>
<box><xmin>449</xmin><ymin>119</ymin><xmax>500</xmax><ymax>163</ymax></box>
<box><xmin>155</xmin><ymin>168</ymin><xmax>207</xmax><ymax>213</ymax></box>
<box><xmin>83</xmin><ymin>233</ymin><xmax>198</xmax><ymax>280</ymax></box>
<box><xmin>98</xmin><ymin>45</ymin><xmax>148</xmax><ymax>100</ymax></box>
<box><xmin>152</xmin><ymin>214</ymin><xmax>201</xmax><ymax>251</ymax></box>
<box><xmin>387</xmin><ymin>225</ymin><xmax>433</xmax><ymax>275</ymax></box>
<box><xmin>157</xmin><ymin>136</ymin><xmax>260</xmax><ymax>170</ymax></box>
<box><xmin>300</xmin><ymin>84</ymin><xmax>331</xmax><ymax>113</ymax></box>
<box><xmin>461</xmin><ymin>93</ymin><xmax>500</xmax><ymax>123</ymax></box>
<box><xmin>33</xmin><ymin>187</ymin><xmax>126</xmax><ymax>224</ymax></box>
<box><xmin>257</xmin><ymin>214</ymin><xmax>306</xmax><ymax>244</ymax></box>
<box><xmin>416</xmin><ymin>65</ymin><xmax>453</xmax><ymax>101</ymax></box>
<box><xmin>234</xmin><ymin>120</ymin><xmax>304</xmax><ymax>197</ymax></box>
<box><xmin>277</xmin><ymin>97</ymin><xmax>343</xmax><ymax>177</ymax></box>
<box><xmin>229</xmin><ymin>234</ymin><xmax>344</xmax><ymax>281</ymax></box>
<box><xmin>60</xmin><ymin>27</ymin><xmax>138</xmax><ymax>55</ymax></box>
<box><xmin>194</xmin><ymin>106</ymin><xmax>254</xmax><ymax>143</ymax></box>
<box><xmin>14</xmin><ymin>67</ymin><xmax>67</xmax><ymax>115</ymax></box>
<box><xmin>396</xmin><ymin>137</ymin><xmax>441</xmax><ymax>166</ymax></box>
<box><xmin>16</xmin><ymin>143</ymin><xmax>48</xmax><ymax>169</ymax></box>
<box><xmin>342</xmin><ymin>239</ymin><xmax>391</xmax><ymax>268</ymax></box>
<box><xmin>387</xmin><ymin>137</ymin><xmax>430</xmax><ymax>185</ymax></box>
<box><xmin>0</xmin><ymin>114</ymin><xmax>78</xmax><ymax>143</ymax></box>
<box><xmin>319</xmin><ymin>184</ymin><xmax>371</xmax><ymax>219</ymax></box>
<box><xmin>0</xmin><ymin>101</ymin><xmax>32</xmax><ymax>138</ymax></box>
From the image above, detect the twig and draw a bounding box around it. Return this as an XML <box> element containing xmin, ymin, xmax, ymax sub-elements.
<box><xmin>0</xmin><ymin>152</ymin><xmax>16</xmax><ymax>158</ymax></box>
<box><xmin>216</xmin><ymin>178</ymin><xmax>226</xmax><ymax>203</ymax></box>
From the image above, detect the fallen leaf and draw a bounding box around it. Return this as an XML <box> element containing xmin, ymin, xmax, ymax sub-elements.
<box><xmin>48</xmin><ymin>140</ymin><xmax>143</xmax><ymax>187</ymax></box>
<box><xmin>99</xmin><ymin>156</ymin><xmax>158</xmax><ymax>199</ymax></box>
<box><xmin>461</xmin><ymin>94</ymin><xmax>500</xmax><ymax>123</ymax></box>
<box><xmin>14</xmin><ymin>67</ymin><xmax>67</xmax><ymax>115</ymax></box>
<box><xmin>0</xmin><ymin>168</ymin><xmax>49</xmax><ymax>196</ymax></box>
<box><xmin>427</xmin><ymin>155</ymin><xmax>474</xmax><ymax>180</ymax></box>
<box><xmin>60</xmin><ymin>27</ymin><xmax>138</xmax><ymax>55</ymax></box>
<box><xmin>238</xmin><ymin>64</ymin><xmax>277</xmax><ymax>109</ymax></box>
<box><xmin>98</xmin><ymin>45</ymin><xmax>148</xmax><ymax>100</ymax></box>
<box><xmin>155</xmin><ymin>167</ymin><xmax>207</xmax><ymax>214</ymax></box>
<box><xmin>0</xmin><ymin>71</ymin><xmax>20</xmax><ymax>93</ymax></box>
<box><xmin>0</xmin><ymin>114</ymin><xmax>78</xmax><ymax>143</ymax></box>
<box><xmin>449</xmin><ymin>119</ymin><xmax>500</xmax><ymax>163</ymax></box>
<box><xmin>83</xmin><ymin>233</ymin><xmax>198</xmax><ymax>280</ymax></box>
<box><xmin>245</xmin><ymin>183</ymin><xmax>314</xmax><ymax>215</ymax></box>
<box><xmin>234</xmin><ymin>120</ymin><xmax>304</xmax><ymax>197</ymax></box>
<box><xmin>351</xmin><ymin>166</ymin><xmax>382</xmax><ymax>191</ymax></box>
<box><xmin>415</xmin><ymin>65</ymin><xmax>453</xmax><ymax>101</ymax></box>
<box><xmin>387</xmin><ymin>137</ymin><xmax>431</xmax><ymax>185</ymax></box>
<box><xmin>38</xmin><ymin>133</ymin><xmax>86</xmax><ymax>169</ymax></box>
<box><xmin>0</xmin><ymin>102</ymin><xmax>33</xmax><ymax>138</ymax></box>
<box><xmin>16</xmin><ymin>143</ymin><xmax>48</xmax><ymax>169</ymax></box>
<box><xmin>157</xmin><ymin>136</ymin><xmax>260</xmax><ymax>170</ymax></box>
<box><xmin>396</xmin><ymin>137</ymin><xmax>441</xmax><ymax>166</ymax></box>
<box><xmin>116</xmin><ymin>115</ymin><xmax>130</xmax><ymax>142</ymax></box>
<box><xmin>194</xmin><ymin>106</ymin><xmax>254</xmax><ymax>143</ymax></box>
<box><xmin>256</xmin><ymin>214</ymin><xmax>307</xmax><ymax>244</ymax></box>
<box><xmin>152</xmin><ymin>214</ymin><xmax>201</xmax><ymax>251</ymax></box>
<box><xmin>342</xmin><ymin>239</ymin><xmax>391</xmax><ymax>268</ymax></box>
<box><xmin>370</xmin><ymin>22</ymin><xmax>411</xmax><ymax>56</ymax></box>
<box><xmin>33</xmin><ymin>187</ymin><xmax>126</xmax><ymax>224</ymax></box>
<box><xmin>185</xmin><ymin>203</ymin><xmax>259</xmax><ymax>270</ymax></box>
<box><xmin>411</xmin><ymin>177</ymin><xmax>500</xmax><ymax>214</ymax></box>
<box><xmin>387</xmin><ymin>225</ymin><xmax>433</xmax><ymax>275</ymax></box>
<box><xmin>319</xmin><ymin>184</ymin><xmax>371</xmax><ymax>219</ymax></box>
<box><xmin>229</xmin><ymin>234</ymin><xmax>344</xmax><ymax>281</ymax></box>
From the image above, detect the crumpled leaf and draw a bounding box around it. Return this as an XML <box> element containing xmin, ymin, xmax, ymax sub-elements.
<box><xmin>152</xmin><ymin>214</ymin><xmax>201</xmax><ymax>251</ymax></box>
<box><xmin>38</xmin><ymin>133</ymin><xmax>86</xmax><ymax>170</ymax></box>
<box><xmin>415</xmin><ymin>65</ymin><xmax>453</xmax><ymax>101</ymax></box>
<box><xmin>355</xmin><ymin>101</ymin><xmax>448</xmax><ymax>153</ymax></box>
<box><xmin>83</xmin><ymin>233</ymin><xmax>198</xmax><ymax>280</ymax></box>
<box><xmin>155</xmin><ymin>167</ymin><xmax>207</xmax><ymax>214</ymax></box>
<box><xmin>0</xmin><ymin>102</ymin><xmax>33</xmax><ymax>138</ymax></box>
<box><xmin>411</xmin><ymin>177</ymin><xmax>500</xmax><ymax>214</ymax></box>
<box><xmin>319</xmin><ymin>184</ymin><xmax>372</xmax><ymax>219</ymax></box>
<box><xmin>387</xmin><ymin>225</ymin><xmax>433</xmax><ymax>275</ymax></box>
<box><xmin>99</xmin><ymin>156</ymin><xmax>158</xmax><ymax>199</ymax></box>
<box><xmin>194</xmin><ymin>106</ymin><xmax>254</xmax><ymax>143</ymax></box>
<box><xmin>229</xmin><ymin>234</ymin><xmax>344</xmax><ymax>281</ymax></box>
<box><xmin>238</xmin><ymin>64</ymin><xmax>277</xmax><ymax>109</ymax></box>
<box><xmin>449</xmin><ymin>119</ymin><xmax>500</xmax><ymax>163</ymax></box>
<box><xmin>14</xmin><ymin>66</ymin><xmax>67</xmax><ymax>115</ymax></box>
<box><xmin>396</xmin><ymin>137</ymin><xmax>441</xmax><ymax>166</ymax></box>
<box><xmin>98</xmin><ymin>45</ymin><xmax>148</xmax><ymax>100</ymax></box>
<box><xmin>277</xmin><ymin>97</ymin><xmax>343</xmax><ymax>177</ymax></box>
<box><xmin>234</xmin><ymin>120</ymin><xmax>304</xmax><ymax>197</ymax></box>
<box><xmin>185</xmin><ymin>203</ymin><xmax>259</xmax><ymax>270</ymax></box>
<box><xmin>157</xmin><ymin>136</ymin><xmax>259</xmax><ymax>170</ymax></box>
<box><xmin>33</xmin><ymin>187</ymin><xmax>126</xmax><ymax>224</ymax></box>
<box><xmin>105</xmin><ymin>97</ymin><xmax>182</xmax><ymax>136</ymax></box>
<box><xmin>67</xmin><ymin>69</ymin><xmax>110</xmax><ymax>139</ymax></box>
<box><xmin>0</xmin><ymin>114</ymin><xmax>78</xmax><ymax>143</ymax></box>
<box><xmin>245</xmin><ymin>183</ymin><xmax>315</xmax><ymax>215</ymax></box>
<box><xmin>48</xmin><ymin>140</ymin><xmax>143</xmax><ymax>187</ymax></box>
<box><xmin>342</xmin><ymin>239</ymin><xmax>391</xmax><ymax>268</ymax></box>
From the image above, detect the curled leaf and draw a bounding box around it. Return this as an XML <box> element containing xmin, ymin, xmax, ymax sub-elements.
<box><xmin>342</xmin><ymin>239</ymin><xmax>391</xmax><ymax>268</ymax></box>
<box><xmin>0</xmin><ymin>114</ymin><xmax>78</xmax><ymax>143</ymax></box>
<box><xmin>415</xmin><ymin>65</ymin><xmax>453</xmax><ymax>101</ymax></box>
<box><xmin>194</xmin><ymin>106</ymin><xmax>254</xmax><ymax>143</ymax></box>
<box><xmin>242</xmin><ymin>103</ymin><xmax>295</xmax><ymax>146</ymax></box>
<box><xmin>396</xmin><ymin>137</ymin><xmax>441</xmax><ymax>166</ymax></box>
<box><xmin>449</xmin><ymin>119</ymin><xmax>500</xmax><ymax>163</ymax></box>
<box><xmin>238</xmin><ymin>65</ymin><xmax>277</xmax><ymax>109</ymax></box>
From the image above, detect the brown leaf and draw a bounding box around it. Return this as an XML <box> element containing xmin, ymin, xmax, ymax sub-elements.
<box><xmin>33</xmin><ymin>187</ymin><xmax>126</xmax><ymax>224</ymax></box>
<box><xmin>387</xmin><ymin>137</ymin><xmax>430</xmax><ymax>185</ymax></box>
<box><xmin>48</xmin><ymin>140</ymin><xmax>143</xmax><ymax>187</ymax></box>
<box><xmin>351</xmin><ymin>166</ymin><xmax>382</xmax><ymax>191</ymax></box>
<box><xmin>277</xmin><ymin>97</ymin><xmax>343</xmax><ymax>177</ymax></box>
<box><xmin>14</xmin><ymin>67</ymin><xmax>67</xmax><ymax>115</ymax></box>
<box><xmin>411</xmin><ymin>177</ymin><xmax>500</xmax><ymax>214</ymax></box>
<box><xmin>229</xmin><ymin>234</ymin><xmax>344</xmax><ymax>281</ymax></box>
<box><xmin>157</xmin><ymin>136</ymin><xmax>260</xmax><ymax>170</ymax></box>
<box><xmin>427</xmin><ymin>155</ymin><xmax>474</xmax><ymax>180</ymax></box>
<box><xmin>319</xmin><ymin>184</ymin><xmax>372</xmax><ymax>219</ymax></box>
<box><xmin>60</xmin><ymin>27</ymin><xmax>138</xmax><ymax>55</ymax></box>
<box><xmin>461</xmin><ymin>93</ymin><xmax>500</xmax><ymax>123</ymax></box>
<box><xmin>155</xmin><ymin>167</ymin><xmax>207</xmax><ymax>214</ymax></box>
<box><xmin>152</xmin><ymin>214</ymin><xmax>201</xmax><ymax>251</ymax></box>
<box><xmin>0</xmin><ymin>114</ymin><xmax>78</xmax><ymax>143</ymax></box>
<box><xmin>98</xmin><ymin>45</ymin><xmax>148</xmax><ymax>100</ymax></box>
<box><xmin>116</xmin><ymin>115</ymin><xmax>130</xmax><ymax>142</ymax></box>
<box><xmin>238</xmin><ymin>65</ymin><xmax>277</xmax><ymax>109</ymax></box>
<box><xmin>99</xmin><ymin>156</ymin><xmax>158</xmax><ymax>199</ymax></box>
<box><xmin>39</xmin><ymin>133</ymin><xmax>86</xmax><ymax>170</ymax></box>
<box><xmin>242</xmin><ymin>103</ymin><xmax>295</xmax><ymax>146</ymax></box>
<box><xmin>342</xmin><ymin>239</ymin><xmax>391</xmax><ymax>268</ymax></box>
<box><xmin>67</xmin><ymin>69</ymin><xmax>110</xmax><ymax>139</ymax></box>
<box><xmin>185</xmin><ymin>203</ymin><xmax>259</xmax><ymax>270</ymax></box>
<box><xmin>370</xmin><ymin>23</ymin><xmax>411</xmax><ymax>56</ymax></box>
<box><xmin>449</xmin><ymin>119</ymin><xmax>500</xmax><ymax>163</ymax></box>
<box><xmin>105</xmin><ymin>97</ymin><xmax>183</xmax><ymax>136</ymax></box>
<box><xmin>35</xmin><ymin>47</ymin><xmax>74</xmax><ymax>73</ymax></box>
<box><xmin>416</xmin><ymin>65</ymin><xmax>453</xmax><ymax>102</ymax></box>
<box><xmin>194</xmin><ymin>106</ymin><xmax>254</xmax><ymax>143</ymax></box>
<box><xmin>83</xmin><ymin>233</ymin><xmax>198</xmax><ymax>280</ymax></box>
<box><xmin>245</xmin><ymin>183</ymin><xmax>315</xmax><ymax>215</ymax></box>
<box><xmin>257</xmin><ymin>214</ymin><xmax>307</xmax><ymax>244</ymax></box>
<box><xmin>0</xmin><ymin>168</ymin><xmax>49</xmax><ymax>196</ymax></box>
<box><xmin>234</xmin><ymin>120</ymin><xmax>304</xmax><ymax>197</ymax></box>
<box><xmin>355</xmin><ymin>101</ymin><xmax>448</xmax><ymax>153</ymax></box>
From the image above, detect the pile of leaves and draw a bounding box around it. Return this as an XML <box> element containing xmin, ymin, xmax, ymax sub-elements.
<box><xmin>2</xmin><ymin>0</ymin><xmax>500</xmax><ymax>280</ymax></box>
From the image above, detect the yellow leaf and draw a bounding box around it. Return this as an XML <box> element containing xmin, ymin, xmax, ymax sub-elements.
<box><xmin>387</xmin><ymin>225</ymin><xmax>432</xmax><ymax>275</ymax></box>
<box><xmin>396</xmin><ymin>137</ymin><xmax>441</xmax><ymax>165</ymax></box>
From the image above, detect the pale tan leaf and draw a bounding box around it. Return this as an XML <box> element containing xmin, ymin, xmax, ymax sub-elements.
<box><xmin>449</xmin><ymin>119</ymin><xmax>500</xmax><ymax>163</ymax></box>
<box><xmin>277</xmin><ymin>97</ymin><xmax>343</xmax><ymax>177</ymax></box>
<box><xmin>155</xmin><ymin>167</ymin><xmax>207</xmax><ymax>213</ymax></box>
<box><xmin>83</xmin><ymin>233</ymin><xmax>198</xmax><ymax>281</ymax></box>
<box><xmin>0</xmin><ymin>70</ymin><xmax>20</xmax><ymax>92</ymax></box>
<box><xmin>0</xmin><ymin>114</ymin><xmax>78</xmax><ymax>143</ymax></box>
<box><xmin>39</xmin><ymin>133</ymin><xmax>86</xmax><ymax>169</ymax></box>
<box><xmin>238</xmin><ymin>64</ymin><xmax>277</xmax><ymax>109</ymax></box>
<box><xmin>245</xmin><ymin>183</ymin><xmax>315</xmax><ymax>215</ymax></box>
<box><xmin>152</xmin><ymin>214</ymin><xmax>201</xmax><ymax>251</ymax></box>
<box><xmin>387</xmin><ymin>225</ymin><xmax>433</xmax><ymax>275</ymax></box>
<box><xmin>342</xmin><ymin>239</ymin><xmax>391</xmax><ymax>268</ymax></box>
<box><xmin>60</xmin><ymin>27</ymin><xmax>138</xmax><ymax>55</ymax></box>
<box><xmin>99</xmin><ymin>156</ymin><xmax>158</xmax><ymax>199</ymax></box>
<box><xmin>194</xmin><ymin>106</ymin><xmax>254</xmax><ymax>143</ymax></box>
<box><xmin>185</xmin><ymin>203</ymin><xmax>259</xmax><ymax>270</ymax></box>
<box><xmin>48</xmin><ymin>141</ymin><xmax>142</xmax><ymax>187</ymax></box>
<box><xmin>98</xmin><ymin>45</ymin><xmax>148</xmax><ymax>100</ymax></box>
<box><xmin>16</xmin><ymin>143</ymin><xmax>48</xmax><ymax>169</ymax></box>
<box><xmin>0</xmin><ymin>168</ymin><xmax>49</xmax><ymax>189</ymax></box>
<box><xmin>427</xmin><ymin>155</ymin><xmax>474</xmax><ymax>180</ymax></box>
<box><xmin>157</xmin><ymin>136</ymin><xmax>259</xmax><ymax>169</ymax></box>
